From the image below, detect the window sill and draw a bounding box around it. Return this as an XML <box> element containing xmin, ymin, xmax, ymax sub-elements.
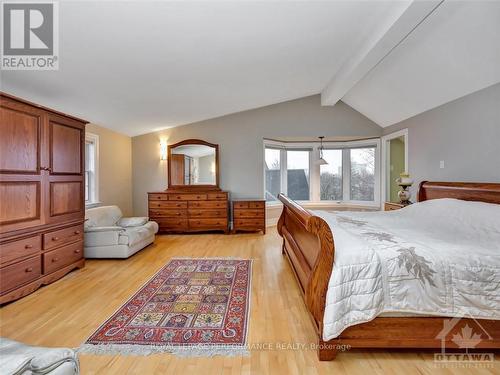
<box><xmin>85</xmin><ymin>201</ymin><xmax>102</xmax><ymax>209</ymax></box>
<box><xmin>266</xmin><ymin>201</ymin><xmax>380</xmax><ymax>210</ymax></box>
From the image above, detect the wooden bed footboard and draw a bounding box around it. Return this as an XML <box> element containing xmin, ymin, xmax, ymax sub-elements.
<box><xmin>277</xmin><ymin>182</ymin><xmax>500</xmax><ymax>361</ymax></box>
<box><xmin>277</xmin><ymin>194</ymin><xmax>334</xmax><ymax>333</ymax></box>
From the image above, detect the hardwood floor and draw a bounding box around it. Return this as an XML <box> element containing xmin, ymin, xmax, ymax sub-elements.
<box><xmin>0</xmin><ymin>228</ymin><xmax>497</xmax><ymax>374</ymax></box>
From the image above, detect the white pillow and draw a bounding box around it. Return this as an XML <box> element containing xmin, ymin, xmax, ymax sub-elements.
<box><xmin>117</xmin><ymin>217</ymin><xmax>149</xmax><ymax>227</ymax></box>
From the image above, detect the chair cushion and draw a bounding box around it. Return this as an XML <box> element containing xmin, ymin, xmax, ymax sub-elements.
<box><xmin>84</xmin><ymin>230</ymin><xmax>122</xmax><ymax>247</ymax></box>
<box><xmin>118</xmin><ymin>222</ymin><xmax>158</xmax><ymax>247</ymax></box>
<box><xmin>85</xmin><ymin>206</ymin><xmax>123</xmax><ymax>228</ymax></box>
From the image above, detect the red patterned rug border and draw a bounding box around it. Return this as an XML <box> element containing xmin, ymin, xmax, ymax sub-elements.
<box><xmin>79</xmin><ymin>257</ymin><xmax>252</xmax><ymax>357</ymax></box>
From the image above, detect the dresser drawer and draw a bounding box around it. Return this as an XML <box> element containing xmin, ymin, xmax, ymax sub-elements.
<box><xmin>168</xmin><ymin>194</ymin><xmax>207</xmax><ymax>201</ymax></box>
<box><xmin>43</xmin><ymin>224</ymin><xmax>83</xmax><ymax>250</ymax></box>
<box><xmin>189</xmin><ymin>218</ymin><xmax>227</xmax><ymax>230</ymax></box>
<box><xmin>188</xmin><ymin>209</ymin><xmax>227</xmax><ymax>218</ymax></box>
<box><xmin>233</xmin><ymin>202</ymin><xmax>249</xmax><ymax>209</ymax></box>
<box><xmin>249</xmin><ymin>201</ymin><xmax>265</xmax><ymax>209</ymax></box>
<box><xmin>43</xmin><ymin>241</ymin><xmax>83</xmax><ymax>275</ymax></box>
<box><xmin>188</xmin><ymin>201</ymin><xmax>227</xmax><ymax>209</ymax></box>
<box><xmin>149</xmin><ymin>209</ymin><xmax>187</xmax><ymax>218</ymax></box>
<box><xmin>234</xmin><ymin>209</ymin><xmax>264</xmax><ymax>218</ymax></box>
<box><xmin>234</xmin><ymin>218</ymin><xmax>265</xmax><ymax>228</ymax></box>
<box><xmin>0</xmin><ymin>235</ymin><xmax>41</xmax><ymax>266</ymax></box>
<box><xmin>149</xmin><ymin>194</ymin><xmax>169</xmax><ymax>201</ymax></box>
<box><xmin>157</xmin><ymin>219</ymin><xmax>188</xmax><ymax>231</ymax></box>
<box><xmin>149</xmin><ymin>201</ymin><xmax>187</xmax><ymax>209</ymax></box>
<box><xmin>0</xmin><ymin>256</ymin><xmax>41</xmax><ymax>293</ymax></box>
<box><xmin>207</xmin><ymin>192</ymin><xmax>228</xmax><ymax>200</ymax></box>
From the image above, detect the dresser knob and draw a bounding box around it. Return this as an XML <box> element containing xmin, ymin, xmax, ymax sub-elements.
<box><xmin>74</xmin><ymin>230</ymin><xmax>80</xmax><ymax>235</ymax></box>
<box><xmin>52</xmin><ymin>237</ymin><xmax>59</xmax><ymax>241</ymax></box>
<box><xmin>52</xmin><ymin>257</ymin><xmax>59</xmax><ymax>262</ymax></box>
<box><xmin>25</xmin><ymin>267</ymin><xmax>33</xmax><ymax>273</ymax></box>
<box><xmin>74</xmin><ymin>249</ymin><xmax>80</xmax><ymax>254</ymax></box>
<box><xmin>25</xmin><ymin>244</ymin><xmax>33</xmax><ymax>249</ymax></box>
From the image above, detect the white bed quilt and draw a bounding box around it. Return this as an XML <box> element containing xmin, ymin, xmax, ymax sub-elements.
<box><xmin>314</xmin><ymin>198</ymin><xmax>500</xmax><ymax>341</ymax></box>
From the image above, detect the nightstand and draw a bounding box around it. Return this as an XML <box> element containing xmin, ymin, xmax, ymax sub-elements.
<box><xmin>384</xmin><ymin>202</ymin><xmax>409</xmax><ymax>211</ymax></box>
<box><xmin>232</xmin><ymin>200</ymin><xmax>266</xmax><ymax>234</ymax></box>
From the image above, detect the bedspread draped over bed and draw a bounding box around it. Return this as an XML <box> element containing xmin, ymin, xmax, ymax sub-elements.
<box><xmin>314</xmin><ymin>198</ymin><xmax>500</xmax><ymax>341</ymax></box>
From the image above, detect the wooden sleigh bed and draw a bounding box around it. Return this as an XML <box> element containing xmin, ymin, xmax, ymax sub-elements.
<box><xmin>277</xmin><ymin>181</ymin><xmax>500</xmax><ymax>360</ymax></box>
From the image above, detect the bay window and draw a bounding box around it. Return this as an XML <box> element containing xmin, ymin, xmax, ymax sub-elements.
<box><xmin>264</xmin><ymin>147</ymin><xmax>281</xmax><ymax>201</ymax></box>
<box><xmin>264</xmin><ymin>139</ymin><xmax>380</xmax><ymax>205</ymax></box>
<box><xmin>349</xmin><ymin>147</ymin><xmax>375</xmax><ymax>201</ymax></box>
<box><xmin>320</xmin><ymin>149</ymin><xmax>342</xmax><ymax>201</ymax></box>
<box><xmin>286</xmin><ymin>150</ymin><xmax>310</xmax><ymax>201</ymax></box>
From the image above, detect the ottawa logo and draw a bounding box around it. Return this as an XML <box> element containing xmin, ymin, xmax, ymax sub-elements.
<box><xmin>434</xmin><ymin>315</ymin><xmax>495</xmax><ymax>368</ymax></box>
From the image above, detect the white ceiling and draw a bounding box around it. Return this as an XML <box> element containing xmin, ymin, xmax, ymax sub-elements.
<box><xmin>2</xmin><ymin>1</ymin><xmax>499</xmax><ymax>136</ymax></box>
<box><xmin>1</xmin><ymin>1</ymin><xmax>405</xmax><ymax>136</ymax></box>
<box><xmin>342</xmin><ymin>0</ymin><xmax>500</xmax><ymax>127</ymax></box>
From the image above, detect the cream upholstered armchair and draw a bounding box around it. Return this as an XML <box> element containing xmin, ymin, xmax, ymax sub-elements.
<box><xmin>84</xmin><ymin>206</ymin><xmax>158</xmax><ymax>258</ymax></box>
<box><xmin>0</xmin><ymin>338</ymin><xmax>79</xmax><ymax>375</ymax></box>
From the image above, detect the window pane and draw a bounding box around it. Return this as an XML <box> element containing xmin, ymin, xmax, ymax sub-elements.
<box><xmin>85</xmin><ymin>171</ymin><xmax>90</xmax><ymax>202</ymax></box>
<box><xmin>287</xmin><ymin>150</ymin><xmax>310</xmax><ymax>200</ymax></box>
<box><xmin>350</xmin><ymin>148</ymin><xmax>375</xmax><ymax>201</ymax></box>
<box><xmin>85</xmin><ymin>140</ymin><xmax>94</xmax><ymax>203</ymax></box>
<box><xmin>265</xmin><ymin>148</ymin><xmax>281</xmax><ymax>201</ymax></box>
<box><xmin>320</xmin><ymin>150</ymin><xmax>342</xmax><ymax>200</ymax></box>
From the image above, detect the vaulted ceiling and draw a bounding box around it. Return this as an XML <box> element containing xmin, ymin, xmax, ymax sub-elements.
<box><xmin>2</xmin><ymin>1</ymin><xmax>499</xmax><ymax>136</ymax></box>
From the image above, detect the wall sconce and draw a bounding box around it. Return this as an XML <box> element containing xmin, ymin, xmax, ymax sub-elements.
<box><xmin>160</xmin><ymin>140</ymin><xmax>168</xmax><ymax>161</ymax></box>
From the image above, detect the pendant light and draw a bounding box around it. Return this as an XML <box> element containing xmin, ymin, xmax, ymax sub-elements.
<box><xmin>317</xmin><ymin>136</ymin><xmax>328</xmax><ymax>165</ymax></box>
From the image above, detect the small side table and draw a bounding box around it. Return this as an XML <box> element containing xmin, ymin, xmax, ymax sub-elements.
<box><xmin>384</xmin><ymin>202</ymin><xmax>410</xmax><ymax>211</ymax></box>
<box><xmin>232</xmin><ymin>199</ymin><xmax>266</xmax><ymax>234</ymax></box>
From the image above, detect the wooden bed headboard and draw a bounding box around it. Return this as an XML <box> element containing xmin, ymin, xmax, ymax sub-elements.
<box><xmin>417</xmin><ymin>181</ymin><xmax>500</xmax><ymax>204</ymax></box>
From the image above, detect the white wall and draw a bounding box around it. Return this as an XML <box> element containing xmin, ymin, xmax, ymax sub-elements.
<box><xmin>383</xmin><ymin>82</ymin><xmax>500</xmax><ymax>197</ymax></box>
<box><xmin>86</xmin><ymin>124</ymin><xmax>133</xmax><ymax>215</ymax></box>
<box><xmin>132</xmin><ymin>95</ymin><xmax>382</xmax><ymax>215</ymax></box>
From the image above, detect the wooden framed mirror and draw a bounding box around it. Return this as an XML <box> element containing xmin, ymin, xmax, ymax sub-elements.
<box><xmin>167</xmin><ymin>139</ymin><xmax>220</xmax><ymax>190</ymax></box>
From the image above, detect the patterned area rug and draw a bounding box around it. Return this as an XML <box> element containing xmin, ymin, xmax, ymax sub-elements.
<box><xmin>79</xmin><ymin>258</ymin><xmax>252</xmax><ymax>356</ymax></box>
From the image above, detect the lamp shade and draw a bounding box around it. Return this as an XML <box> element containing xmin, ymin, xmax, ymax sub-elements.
<box><xmin>160</xmin><ymin>140</ymin><xmax>168</xmax><ymax>160</ymax></box>
<box><xmin>317</xmin><ymin>157</ymin><xmax>328</xmax><ymax>165</ymax></box>
<box><xmin>317</xmin><ymin>136</ymin><xmax>328</xmax><ymax>165</ymax></box>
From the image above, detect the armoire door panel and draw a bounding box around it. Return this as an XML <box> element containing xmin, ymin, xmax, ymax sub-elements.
<box><xmin>49</xmin><ymin>120</ymin><xmax>82</xmax><ymax>175</ymax></box>
<box><xmin>49</xmin><ymin>181</ymin><xmax>83</xmax><ymax>217</ymax></box>
<box><xmin>0</xmin><ymin>181</ymin><xmax>41</xmax><ymax>232</ymax></box>
<box><xmin>0</xmin><ymin>103</ymin><xmax>41</xmax><ymax>174</ymax></box>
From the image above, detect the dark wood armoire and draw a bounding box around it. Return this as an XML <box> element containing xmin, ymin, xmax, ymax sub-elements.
<box><xmin>0</xmin><ymin>92</ymin><xmax>87</xmax><ymax>304</ymax></box>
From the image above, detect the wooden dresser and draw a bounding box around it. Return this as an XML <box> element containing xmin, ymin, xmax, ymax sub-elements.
<box><xmin>232</xmin><ymin>200</ymin><xmax>266</xmax><ymax>234</ymax></box>
<box><xmin>148</xmin><ymin>190</ymin><xmax>230</xmax><ymax>234</ymax></box>
<box><xmin>0</xmin><ymin>92</ymin><xmax>87</xmax><ymax>304</ymax></box>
